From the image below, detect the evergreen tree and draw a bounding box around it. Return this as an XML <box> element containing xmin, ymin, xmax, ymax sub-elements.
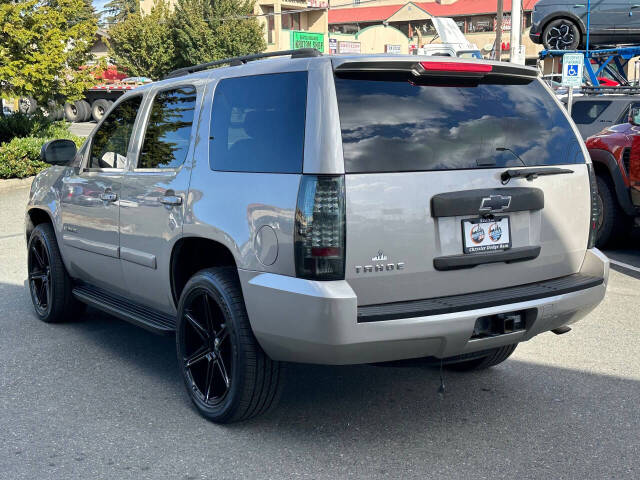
<box><xmin>172</xmin><ymin>0</ymin><xmax>265</xmax><ymax>69</ymax></box>
<box><xmin>103</xmin><ymin>0</ymin><xmax>138</xmax><ymax>25</ymax></box>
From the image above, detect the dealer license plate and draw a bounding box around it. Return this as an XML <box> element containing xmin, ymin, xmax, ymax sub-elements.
<box><xmin>462</xmin><ymin>217</ymin><xmax>511</xmax><ymax>254</ymax></box>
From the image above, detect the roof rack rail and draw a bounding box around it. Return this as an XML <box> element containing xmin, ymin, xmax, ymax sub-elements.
<box><xmin>582</xmin><ymin>85</ymin><xmax>640</xmax><ymax>95</ymax></box>
<box><xmin>164</xmin><ymin>48</ymin><xmax>322</xmax><ymax>79</ymax></box>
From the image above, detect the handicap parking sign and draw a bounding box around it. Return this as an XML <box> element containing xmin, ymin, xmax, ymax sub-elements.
<box><xmin>562</xmin><ymin>53</ymin><xmax>584</xmax><ymax>87</ymax></box>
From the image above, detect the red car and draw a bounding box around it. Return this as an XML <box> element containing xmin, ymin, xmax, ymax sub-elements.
<box><xmin>585</xmin><ymin>111</ymin><xmax>640</xmax><ymax>247</ymax></box>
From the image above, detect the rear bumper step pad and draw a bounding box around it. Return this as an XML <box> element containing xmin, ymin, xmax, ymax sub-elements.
<box><xmin>357</xmin><ymin>273</ymin><xmax>604</xmax><ymax>322</ymax></box>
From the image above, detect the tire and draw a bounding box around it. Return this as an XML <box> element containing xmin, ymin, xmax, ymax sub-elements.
<box><xmin>18</xmin><ymin>97</ymin><xmax>37</xmax><ymax>114</ymax></box>
<box><xmin>64</xmin><ymin>101</ymin><xmax>84</xmax><ymax>122</ymax></box>
<box><xmin>176</xmin><ymin>267</ymin><xmax>281</xmax><ymax>423</ymax></box>
<box><xmin>542</xmin><ymin>19</ymin><xmax>580</xmax><ymax>50</ymax></box>
<box><xmin>446</xmin><ymin>344</ymin><xmax>518</xmax><ymax>372</ymax></box>
<box><xmin>91</xmin><ymin>99</ymin><xmax>111</xmax><ymax>123</ymax></box>
<box><xmin>596</xmin><ymin>174</ymin><xmax>630</xmax><ymax>248</ymax></box>
<box><xmin>79</xmin><ymin>100</ymin><xmax>92</xmax><ymax>122</ymax></box>
<box><xmin>27</xmin><ymin>223</ymin><xmax>83</xmax><ymax>323</ymax></box>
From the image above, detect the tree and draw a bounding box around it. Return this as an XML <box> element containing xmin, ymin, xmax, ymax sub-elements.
<box><xmin>0</xmin><ymin>0</ymin><xmax>99</xmax><ymax>107</ymax></box>
<box><xmin>102</xmin><ymin>0</ymin><xmax>138</xmax><ymax>25</ymax></box>
<box><xmin>108</xmin><ymin>1</ymin><xmax>175</xmax><ymax>79</ymax></box>
<box><xmin>172</xmin><ymin>0</ymin><xmax>265</xmax><ymax>69</ymax></box>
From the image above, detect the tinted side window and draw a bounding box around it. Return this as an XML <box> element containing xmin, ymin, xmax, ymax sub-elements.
<box><xmin>89</xmin><ymin>96</ymin><xmax>142</xmax><ymax>169</ymax></box>
<box><xmin>571</xmin><ymin>101</ymin><xmax>611</xmax><ymax>124</ymax></box>
<box><xmin>617</xmin><ymin>102</ymin><xmax>640</xmax><ymax>124</ymax></box>
<box><xmin>335</xmin><ymin>77</ymin><xmax>584</xmax><ymax>173</ymax></box>
<box><xmin>138</xmin><ymin>87</ymin><xmax>197</xmax><ymax>169</ymax></box>
<box><xmin>209</xmin><ymin>72</ymin><xmax>307</xmax><ymax>173</ymax></box>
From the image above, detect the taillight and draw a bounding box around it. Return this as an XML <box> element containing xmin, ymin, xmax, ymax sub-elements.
<box><xmin>295</xmin><ymin>175</ymin><xmax>345</xmax><ymax>280</ymax></box>
<box><xmin>419</xmin><ymin>61</ymin><xmax>493</xmax><ymax>73</ymax></box>
<box><xmin>587</xmin><ymin>163</ymin><xmax>599</xmax><ymax>249</ymax></box>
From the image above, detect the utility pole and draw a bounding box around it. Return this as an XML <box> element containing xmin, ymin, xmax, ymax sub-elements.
<box><xmin>510</xmin><ymin>0</ymin><xmax>525</xmax><ymax>64</ymax></box>
<box><xmin>495</xmin><ymin>0</ymin><xmax>503</xmax><ymax>61</ymax></box>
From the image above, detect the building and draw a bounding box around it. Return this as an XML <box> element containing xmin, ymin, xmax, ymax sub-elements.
<box><xmin>139</xmin><ymin>0</ymin><xmax>330</xmax><ymax>53</ymax></box>
<box><xmin>327</xmin><ymin>0</ymin><xmax>540</xmax><ymax>57</ymax></box>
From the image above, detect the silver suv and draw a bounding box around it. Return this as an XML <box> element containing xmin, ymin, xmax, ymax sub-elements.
<box><xmin>26</xmin><ymin>50</ymin><xmax>609</xmax><ymax>423</ymax></box>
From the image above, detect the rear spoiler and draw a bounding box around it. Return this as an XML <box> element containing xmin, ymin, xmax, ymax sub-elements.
<box><xmin>334</xmin><ymin>59</ymin><xmax>539</xmax><ymax>82</ymax></box>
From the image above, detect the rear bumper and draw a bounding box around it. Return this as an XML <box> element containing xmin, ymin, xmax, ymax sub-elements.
<box><xmin>239</xmin><ymin>249</ymin><xmax>609</xmax><ymax>365</ymax></box>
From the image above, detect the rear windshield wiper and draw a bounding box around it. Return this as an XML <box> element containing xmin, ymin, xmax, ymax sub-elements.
<box><xmin>501</xmin><ymin>167</ymin><xmax>574</xmax><ymax>184</ymax></box>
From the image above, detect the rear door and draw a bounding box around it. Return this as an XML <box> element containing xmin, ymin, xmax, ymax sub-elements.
<box><xmin>334</xmin><ymin>61</ymin><xmax>591</xmax><ymax>306</ymax></box>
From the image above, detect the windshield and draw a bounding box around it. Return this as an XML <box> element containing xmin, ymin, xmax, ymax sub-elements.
<box><xmin>335</xmin><ymin>76</ymin><xmax>584</xmax><ymax>173</ymax></box>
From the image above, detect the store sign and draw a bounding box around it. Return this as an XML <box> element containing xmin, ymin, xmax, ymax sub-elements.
<box><xmin>385</xmin><ymin>44</ymin><xmax>402</xmax><ymax>54</ymax></box>
<box><xmin>291</xmin><ymin>31</ymin><xmax>324</xmax><ymax>52</ymax></box>
<box><xmin>329</xmin><ymin>38</ymin><xmax>337</xmax><ymax>54</ymax></box>
<box><xmin>307</xmin><ymin>0</ymin><xmax>328</xmax><ymax>7</ymax></box>
<box><xmin>338</xmin><ymin>41</ymin><xmax>360</xmax><ymax>54</ymax></box>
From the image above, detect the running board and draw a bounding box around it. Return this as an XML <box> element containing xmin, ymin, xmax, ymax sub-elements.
<box><xmin>72</xmin><ymin>284</ymin><xmax>176</xmax><ymax>335</ymax></box>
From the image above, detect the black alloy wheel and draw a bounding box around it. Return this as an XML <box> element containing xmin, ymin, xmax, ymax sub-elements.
<box><xmin>27</xmin><ymin>223</ymin><xmax>82</xmax><ymax>323</ymax></box>
<box><xmin>543</xmin><ymin>19</ymin><xmax>580</xmax><ymax>50</ymax></box>
<box><xmin>28</xmin><ymin>234</ymin><xmax>52</xmax><ymax>317</ymax></box>
<box><xmin>180</xmin><ymin>289</ymin><xmax>232</xmax><ymax>406</ymax></box>
<box><xmin>176</xmin><ymin>268</ymin><xmax>281</xmax><ymax>423</ymax></box>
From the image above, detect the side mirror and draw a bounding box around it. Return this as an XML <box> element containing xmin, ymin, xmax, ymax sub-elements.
<box><xmin>629</xmin><ymin>107</ymin><xmax>640</xmax><ymax>126</ymax></box>
<box><xmin>40</xmin><ymin>139</ymin><xmax>77</xmax><ymax>165</ymax></box>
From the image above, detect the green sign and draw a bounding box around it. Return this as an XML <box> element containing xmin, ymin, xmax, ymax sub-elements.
<box><xmin>290</xmin><ymin>31</ymin><xmax>324</xmax><ymax>52</ymax></box>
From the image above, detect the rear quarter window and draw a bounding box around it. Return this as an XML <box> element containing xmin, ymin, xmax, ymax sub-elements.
<box><xmin>335</xmin><ymin>77</ymin><xmax>584</xmax><ymax>173</ymax></box>
<box><xmin>571</xmin><ymin>101</ymin><xmax>611</xmax><ymax>125</ymax></box>
<box><xmin>209</xmin><ymin>72</ymin><xmax>307</xmax><ymax>174</ymax></box>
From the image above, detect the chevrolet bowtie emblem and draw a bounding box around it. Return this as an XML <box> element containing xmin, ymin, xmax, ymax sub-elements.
<box><xmin>479</xmin><ymin>195</ymin><xmax>512</xmax><ymax>213</ymax></box>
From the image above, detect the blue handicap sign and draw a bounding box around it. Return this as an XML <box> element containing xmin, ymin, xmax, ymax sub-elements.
<box><xmin>567</xmin><ymin>65</ymin><xmax>578</xmax><ymax>76</ymax></box>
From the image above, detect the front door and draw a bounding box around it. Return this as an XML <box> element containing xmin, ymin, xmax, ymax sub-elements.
<box><xmin>119</xmin><ymin>86</ymin><xmax>199</xmax><ymax>314</ymax></box>
<box><xmin>60</xmin><ymin>96</ymin><xmax>143</xmax><ymax>295</ymax></box>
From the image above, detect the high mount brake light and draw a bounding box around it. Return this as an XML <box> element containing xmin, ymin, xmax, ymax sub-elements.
<box><xmin>419</xmin><ymin>61</ymin><xmax>493</xmax><ymax>73</ymax></box>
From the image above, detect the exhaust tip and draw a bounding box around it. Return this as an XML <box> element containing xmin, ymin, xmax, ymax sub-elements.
<box><xmin>551</xmin><ymin>326</ymin><xmax>572</xmax><ymax>335</ymax></box>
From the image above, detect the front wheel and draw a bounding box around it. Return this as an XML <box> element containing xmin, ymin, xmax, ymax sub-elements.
<box><xmin>176</xmin><ymin>268</ymin><xmax>281</xmax><ymax>423</ymax></box>
<box><xmin>27</xmin><ymin>223</ymin><xmax>83</xmax><ymax>323</ymax></box>
<box><xmin>543</xmin><ymin>19</ymin><xmax>581</xmax><ymax>50</ymax></box>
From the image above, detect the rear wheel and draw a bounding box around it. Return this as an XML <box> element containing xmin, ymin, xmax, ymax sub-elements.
<box><xmin>176</xmin><ymin>268</ymin><xmax>281</xmax><ymax>423</ymax></box>
<box><xmin>543</xmin><ymin>19</ymin><xmax>580</xmax><ymax>50</ymax></box>
<box><xmin>18</xmin><ymin>97</ymin><xmax>37</xmax><ymax>115</ymax></box>
<box><xmin>596</xmin><ymin>174</ymin><xmax>630</xmax><ymax>248</ymax></box>
<box><xmin>91</xmin><ymin>99</ymin><xmax>111</xmax><ymax>122</ymax></box>
<box><xmin>27</xmin><ymin>223</ymin><xmax>83</xmax><ymax>323</ymax></box>
<box><xmin>446</xmin><ymin>344</ymin><xmax>517</xmax><ymax>371</ymax></box>
<box><xmin>64</xmin><ymin>101</ymin><xmax>84</xmax><ymax>122</ymax></box>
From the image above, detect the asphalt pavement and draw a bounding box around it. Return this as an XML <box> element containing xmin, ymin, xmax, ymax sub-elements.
<box><xmin>1</xmin><ymin>183</ymin><xmax>639</xmax><ymax>480</ymax></box>
<box><xmin>68</xmin><ymin>121</ymin><xmax>96</xmax><ymax>138</ymax></box>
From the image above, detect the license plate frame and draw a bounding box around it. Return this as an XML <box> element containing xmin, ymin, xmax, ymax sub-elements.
<box><xmin>461</xmin><ymin>216</ymin><xmax>512</xmax><ymax>254</ymax></box>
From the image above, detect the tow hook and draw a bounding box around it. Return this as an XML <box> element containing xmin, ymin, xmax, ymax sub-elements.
<box><xmin>551</xmin><ymin>326</ymin><xmax>572</xmax><ymax>335</ymax></box>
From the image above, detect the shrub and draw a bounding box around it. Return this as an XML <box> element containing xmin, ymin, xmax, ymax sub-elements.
<box><xmin>0</xmin><ymin>112</ymin><xmax>69</xmax><ymax>144</ymax></box>
<box><xmin>0</xmin><ymin>135</ymin><xmax>84</xmax><ymax>179</ymax></box>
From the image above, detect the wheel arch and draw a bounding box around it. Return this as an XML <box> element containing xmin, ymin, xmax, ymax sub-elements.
<box><xmin>25</xmin><ymin>207</ymin><xmax>55</xmax><ymax>243</ymax></box>
<box><xmin>541</xmin><ymin>13</ymin><xmax>587</xmax><ymax>39</ymax></box>
<box><xmin>170</xmin><ymin>236</ymin><xmax>239</xmax><ymax>307</ymax></box>
<box><xmin>589</xmin><ymin>148</ymin><xmax>637</xmax><ymax>215</ymax></box>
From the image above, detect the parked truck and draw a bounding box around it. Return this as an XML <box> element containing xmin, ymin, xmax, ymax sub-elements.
<box><xmin>18</xmin><ymin>76</ymin><xmax>151</xmax><ymax>123</ymax></box>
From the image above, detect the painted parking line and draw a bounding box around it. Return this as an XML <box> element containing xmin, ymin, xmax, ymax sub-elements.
<box><xmin>608</xmin><ymin>258</ymin><xmax>640</xmax><ymax>274</ymax></box>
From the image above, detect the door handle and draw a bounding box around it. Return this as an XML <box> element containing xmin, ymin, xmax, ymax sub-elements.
<box><xmin>160</xmin><ymin>195</ymin><xmax>182</xmax><ymax>206</ymax></box>
<box><xmin>100</xmin><ymin>192</ymin><xmax>118</xmax><ymax>202</ymax></box>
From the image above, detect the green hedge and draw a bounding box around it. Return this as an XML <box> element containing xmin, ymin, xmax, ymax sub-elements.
<box><xmin>0</xmin><ymin>115</ymin><xmax>84</xmax><ymax>179</ymax></box>
<box><xmin>0</xmin><ymin>134</ymin><xmax>84</xmax><ymax>179</ymax></box>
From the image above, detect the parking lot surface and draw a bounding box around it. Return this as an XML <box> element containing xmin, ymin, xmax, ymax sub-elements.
<box><xmin>1</xmin><ymin>184</ymin><xmax>639</xmax><ymax>479</ymax></box>
<box><xmin>68</xmin><ymin>121</ymin><xmax>95</xmax><ymax>138</ymax></box>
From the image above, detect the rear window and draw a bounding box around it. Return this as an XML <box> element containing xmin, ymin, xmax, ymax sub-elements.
<box><xmin>571</xmin><ymin>101</ymin><xmax>611</xmax><ymax>124</ymax></box>
<box><xmin>335</xmin><ymin>77</ymin><xmax>584</xmax><ymax>173</ymax></box>
<box><xmin>209</xmin><ymin>72</ymin><xmax>307</xmax><ymax>173</ymax></box>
